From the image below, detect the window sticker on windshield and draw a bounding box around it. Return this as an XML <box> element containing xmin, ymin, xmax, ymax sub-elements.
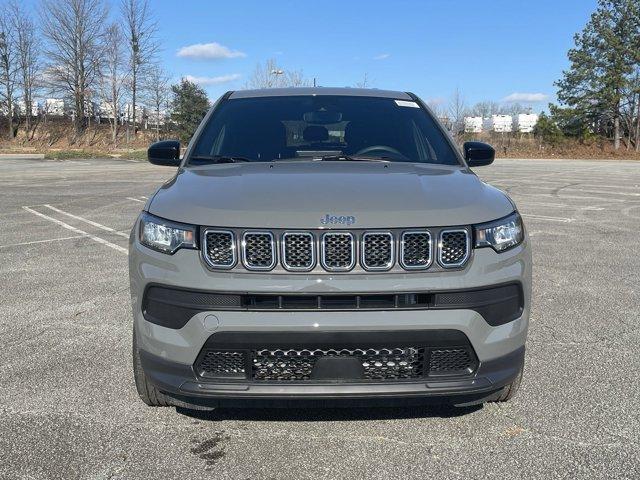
<box><xmin>395</xmin><ymin>100</ymin><xmax>420</xmax><ymax>108</ymax></box>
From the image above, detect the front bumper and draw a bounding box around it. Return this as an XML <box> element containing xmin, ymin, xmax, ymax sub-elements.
<box><xmin>140</xmin><ymin>343</ymin><xmax>524</xmax><ymax>404</ymax></box>
<box><xmin>129</xmin><ymin>233</ymin><xmax>531</xmax><ymax>402</ymax></box>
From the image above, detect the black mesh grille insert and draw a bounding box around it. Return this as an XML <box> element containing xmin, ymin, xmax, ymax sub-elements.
<box><xmin>196</xmin><ymin>351</ymin><xmax>246</xmax><ymax>379</ymax></box>
<box><xmin>401</xmin><ymin>231</ymin><xmax>432</xmax><ymax>268</ymax></box>
<box><xmin>252</xmin><ymin>347</ymin><xmax>426</xmax><ymax>381</ymax></box>
<box><xmin>439</xmin><ymin>230</ymin><xmax>469</xmax><ymax>266</ymax></box>
<box><xmin>362</xmin><ymin>233</ymin><xmax>393</xmax><ymax>270</ymax></box>
<box><xmin>204</xmin><ymin>231</ymin><xmax>235</xmax><ymax>268</ymax></box>
<box><xmin>194</xmin><ymin>339</ymin><xmax>478</xmax><ymax>382</ymax></box>
<box><xmin>322</xmin><ymin>233</ymin><xmax>354</xmax><ymax>270</ymax></box>
<box><xmin>283</xmin><ymin>233</ymin><xmax>314</xmax><ymax>270</ymax></box>
<box><xmin>243</xmin><ymin>232</ymin><xmax>275</xmax><ymax>269</ymax></box>
<box><xmin>428</xmin><ymin>348</ymin><xmax>474</xmax><ymax>375</ymax></box>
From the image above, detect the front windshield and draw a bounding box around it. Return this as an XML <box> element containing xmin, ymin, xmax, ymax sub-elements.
<box><xmin>189</xmin><ymin>95</ymin><xmax>460</xmax><ymax>165</ymax></box>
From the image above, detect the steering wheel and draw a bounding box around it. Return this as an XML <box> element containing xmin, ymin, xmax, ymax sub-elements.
<box><xmin>355</xmin><ymin>145</ymin><xmax>404</xmax><ymax>158</ymax></box>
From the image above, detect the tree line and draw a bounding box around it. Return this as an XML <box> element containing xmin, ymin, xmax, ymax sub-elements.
<box><xmin>543</xmin><ymin>0</ymin><xmax>640</xmax><ymax>151</ymax></box>
<box><xmin>0</xmin><ymin>0</ymin><xmax>170</xmax><ymax>145</ymax></box>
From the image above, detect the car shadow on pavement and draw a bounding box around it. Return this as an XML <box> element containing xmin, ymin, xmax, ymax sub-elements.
<box><xmin>176</xmin><ymin>402</ymin><xmax>482</xmax><ymax>422</ymax></box>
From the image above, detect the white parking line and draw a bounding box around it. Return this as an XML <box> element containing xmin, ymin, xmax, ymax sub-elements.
<box><xmin>22</xmin><ymin>207</ymin><xmax>128</xmax><ymax>254</ymax></box>
<box><xmin>0</xmin><ymin>235</ymin><xmax>86</xmax><ymax>249</ymax></box>
<box><xmin>127</xmin><ymin>197</ymin><xmax>145</xmax><ymax>203</ymax></box>
<box><xmin>513</xmin><ymin>192</ymin><xmax>627</xmax><ymax>203</ymax></box>
<box><xmin>43</xmin><ymin>205</ymin><xmax>129</xmax><ymax>238</ymax></box>
<box><xmin>518</xmin><ymin>201</ymin><xmax>605</xmax><ymax>211</ymax></box>
<box><xmin>521</xmin><ymin>213</ymin><xmax>574</xmax><ymax>223</ymax></box>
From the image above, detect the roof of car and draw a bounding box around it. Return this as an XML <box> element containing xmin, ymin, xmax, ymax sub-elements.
<box><xmin>228</xmin><ymin>87</ymin><xmax>413</xmax><ymax>100</ymax></box>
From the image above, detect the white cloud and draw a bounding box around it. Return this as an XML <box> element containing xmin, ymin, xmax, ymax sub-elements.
<box><xmin>177</xmin><ymin>42</ymin><xmax>246</xmax><ymax>60</ymax></box>
<box><xmin>426</xmin><ymin>97</ymin><xmax>445</xmax><ymax>106</ymax></box>
<box><xmin>373</xmin><ymin>53</ymin><xmax>391</xmax><ymax>60</ymax></box>
<box><xmin>184</xmin><ymin>74</ymin><xmax>242</xmax><ymax>86</ymax></box>
<box><xmin>502</xmin><ymin>92</ymin><xmax>549</xmax><ymax>103</ymax></box>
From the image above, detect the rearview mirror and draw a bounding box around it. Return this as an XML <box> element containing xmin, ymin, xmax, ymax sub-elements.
<box><xmin>463</xmin><ymin>141</ymin><xmax>495</xmax><ymax>167</ymax></box>
<box><xmin>148</xmin><ymin>140</ymin><xmax>181</xmax><ymax>166</ymax></box>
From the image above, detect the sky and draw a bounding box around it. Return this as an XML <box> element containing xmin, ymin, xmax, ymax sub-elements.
<box><xmin>27</xmin><ymin>0</ymin><xmax>599</xmax><ymax>112</ymax></box>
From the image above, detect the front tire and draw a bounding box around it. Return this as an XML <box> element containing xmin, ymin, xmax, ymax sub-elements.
<box><xmin>132</xmin><ymin>328</ymin><xmax>172</xmax><ymax>407</ymax></box>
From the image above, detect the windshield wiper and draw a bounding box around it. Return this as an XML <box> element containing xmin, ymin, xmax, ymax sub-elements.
<box><xmin>318</xmin><ymin>154</ymin><xmax>390</xmax><ymax>163</ymax></box>
<box><xmin>190</xmin><ymin>155</ymin><xmax>251</xmax><ymax>164</ymax></box>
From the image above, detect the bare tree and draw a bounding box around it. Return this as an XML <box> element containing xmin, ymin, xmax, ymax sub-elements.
<box><xmin>144</xmin><ymin>64</ymin><xmax>169</xmax><ymax>142</ymax></box>
<box><xmin>500</xmin><ymin>102</ymin><xmax>526</xmax><ymax>117</ymax></box>
<box><xmin>40</xmin><ymin>0</ymin><xmax>107</xmax><ymax>137</ymax></box>
<box><xmin>355</xmin><ymin>73</ymin><xmax>371</xmax><ymax>88</ymax></box>
<box><xmin>0</xmin><ymin>6</ymin><xmax>18</xmax><ymax>138</ymax></box>
<box><xmin>9</xmin><ymin>1</ymin><xmax>40</xmax><ymax>138</ymax></box>
<box><xmin>448</xmin><ymin>87</ymin><xmax>467</xmax><ymax>136</ymax></box>
<box><xmin>121</xmin><ymin>0</ymin><xmax>158</xmax><ymax>140</ymax></box>
<box><xmin>100</xmin><ymin>23</ymin><xmax>127</xmax><ymax>147</ymax></box>
<box><xmin>244</xmin><ymin>59</ymin><xmax>310</xmax><ymax>89</ymax></box>
<box><xmin>472</xmin><ymin>101</ymin><xmax>501</xmax><ymax>118</ymax></box>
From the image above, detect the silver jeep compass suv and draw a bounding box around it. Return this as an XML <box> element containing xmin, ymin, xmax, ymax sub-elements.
<box><xmin>129</xmin><ymin>87</ymin><xmax>531</xmax><ymax>408</ymax></box>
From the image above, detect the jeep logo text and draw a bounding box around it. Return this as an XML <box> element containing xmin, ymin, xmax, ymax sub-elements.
<box><xmin>320</xmin><ymin>214</ymin><xmax>356</xmax><ymax>226</ymax></box>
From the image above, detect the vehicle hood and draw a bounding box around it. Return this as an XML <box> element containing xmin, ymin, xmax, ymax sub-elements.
<box><xmin>149</xmin><ymin>162</ymin><xmax>514</xmax><ymax>229</ymax></box>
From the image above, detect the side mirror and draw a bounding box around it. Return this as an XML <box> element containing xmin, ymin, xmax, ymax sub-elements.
<box><xmin>148</xmin><ymin>140</ymin><xmax>181</xmax><ymax>166</ymax></box>
<box><xmin>463</xmin><ymin>141</ymin><xmax>495</xmax><ymax>167</ymax></box>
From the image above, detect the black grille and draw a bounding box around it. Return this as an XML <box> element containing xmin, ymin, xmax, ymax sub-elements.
<box><xmin>439</xmin><ymin>230</ymin><xmax>469</xmax><ymax>267</ymax></box>
<box><xmin>362</xmin><ymin>232</ymin><xmax>393</xmax><ymax>270</ymax></box>
<box><xmin>194</xmin><ymin>338</ymin><xmax>478</xmax><ymax>382</ymax></box>
<box><xmin>252</xmin><ymin>347</ymin><xmax>426</xmax><ymax>381</ymax></box>
<box><xmin>428</xmin><ymin>348</ymin><xmax>474</xmax><ymax>375</ymax></box>
<box><xmin>204</xmin><ymin>230</ymin><xmax>235</xmax><ymax>268</ymax></box>
<box><xmin>322</xmin><ymin>233</ymin><xmax>354</xmax><ymax>271</ymax></box>
<box><xmin>243</xmin><ymin>232</ymin><xmax>275</xmax><ymax>270</ymax></box>
<box><xmin>196</xmin><ymin>351</ymin><xmax>246</xmax><ymax>379</ymax></box>
<box><xmin>401</xmin><ymin>231</ymin><xmax>432</xmax><ymax>268</ymax></box>
<box><xmin>282</xmin><ymin>233</ymin><xmax>314</xmax><ymax>270</ymax></box>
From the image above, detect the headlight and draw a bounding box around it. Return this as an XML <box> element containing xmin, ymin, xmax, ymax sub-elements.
<box><xmin>139</xmin><ymin>212</ymin><xmax>197</xmax><ymax>254</ymax></box>
<box><xmin>474</xmin><ymin>212</ymin><xmax>524</xmax><ymax>252</ymax></box>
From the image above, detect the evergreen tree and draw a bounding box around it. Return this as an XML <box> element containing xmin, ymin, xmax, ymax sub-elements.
<box><xmin>170</xmin><ymin>79</ymin><xmax>210</xmax><ymax>143</ymax></box>
<box><xmin>533</xmin><ymin>113</ymin><xmax>564</xmax><ymax>145</ymax></box>
<box><xmin>555</xmin><ymin>0</ymin><xmax>640</xmax><ymax>149</ymax></box>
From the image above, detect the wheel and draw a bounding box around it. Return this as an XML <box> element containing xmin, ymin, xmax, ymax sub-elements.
<box><xmin>493</xmin><ymin>363</ymin><xmax>524</xmax><ymax>402</ymax></box>
<box><xmin>132</xmin><ymin>328</ymin><xmax>172</xmax><ymax>407</ymax></box>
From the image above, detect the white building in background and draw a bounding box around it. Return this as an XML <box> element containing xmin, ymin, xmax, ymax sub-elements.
<box><xmin>483</xmin><ymin>115</ymin><xmax>513</xmax><ymax>133</ymax></box>
<box><xmin>514</xmin><ymin>113</ymin><xmax>539</xmax><ymax>133</ymax></box>
<box><xmin>463</xmin><ymin>116</ymin><xmax>483</xmax><ymax>134</ymax></box>
<box><xmin>15</xmin><ymin>100</ymin><xmax>39</xmax><ymax>117</ymax></box>
<box><xmin>44</xmin><ymin>98</ymin><xmax>67</xmax><ymax>116</ymax></box>
<box><xmin>99</xmin><ymin>101</ymin><xmax>119</xmax><ymax>120</ymax></box>
<box><xmin>124</xmin><ymin>103</ymin><xmax>146</xmax><ymax>124</ymax></box>
<box><xmin>147</xmin><ymin>109</ymin><xmax>167</xmax><ymax>126</ymax></box>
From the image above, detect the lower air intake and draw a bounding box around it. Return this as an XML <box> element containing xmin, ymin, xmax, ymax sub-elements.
<box><xmin>194</xmin><ymin>344</ymin><xmax>477</xmax><ymax>381</ymax></box>
<box><xmin>196</xmin><ymin>351</ymin><xmax>246</xmax><ymax>379</ymax></box>
<box><xmin>252</xmin><ymin>347</ymin><xmax>425</xmax><ymax>381</ymax></box>
<box><xmin>428</xmin><ymin>348</ymin><xmax>474</xmax><ymax>375</ymax></box>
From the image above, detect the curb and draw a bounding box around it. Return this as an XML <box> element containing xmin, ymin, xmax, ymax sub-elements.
<box><xmin>0</xmin><ymin>153</ymin><xmax>45</xmax><ymax>159</ymax></box>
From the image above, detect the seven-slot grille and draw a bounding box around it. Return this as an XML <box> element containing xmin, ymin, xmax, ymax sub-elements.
<box><xmin>438</xmin><ymin>229</ymin><xmax>470</xmax><ymax>267</ymax></box>
<box><xmin>203</xmin><ymin>228</ymin><xmax>470</xmax><ymax>272</ymax></box>
<box><xmin>282</xmin><ymin>232</ymin><xmax>314</xmax><ymax>271</ymax></box>
<box><xmin>361</xmin><ymin>232</ymin><xmax>394</xmax><ymax>271</ymax></box>
<box><xmin>242</xmin><ymin>232</ymin><xmax>276</xmax><ymax>270</ymax></box>
<box><xmin>321</xmin><ymin>232</ymin><xmax>355</xmax><ymax>271</ymax></box>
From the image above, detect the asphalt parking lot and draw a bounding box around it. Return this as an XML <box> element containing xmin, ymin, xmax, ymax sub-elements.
<box><xmin>1</xmin><ymin>156</ymin><xmax>639</xmax><ymax>479</ymax></box>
